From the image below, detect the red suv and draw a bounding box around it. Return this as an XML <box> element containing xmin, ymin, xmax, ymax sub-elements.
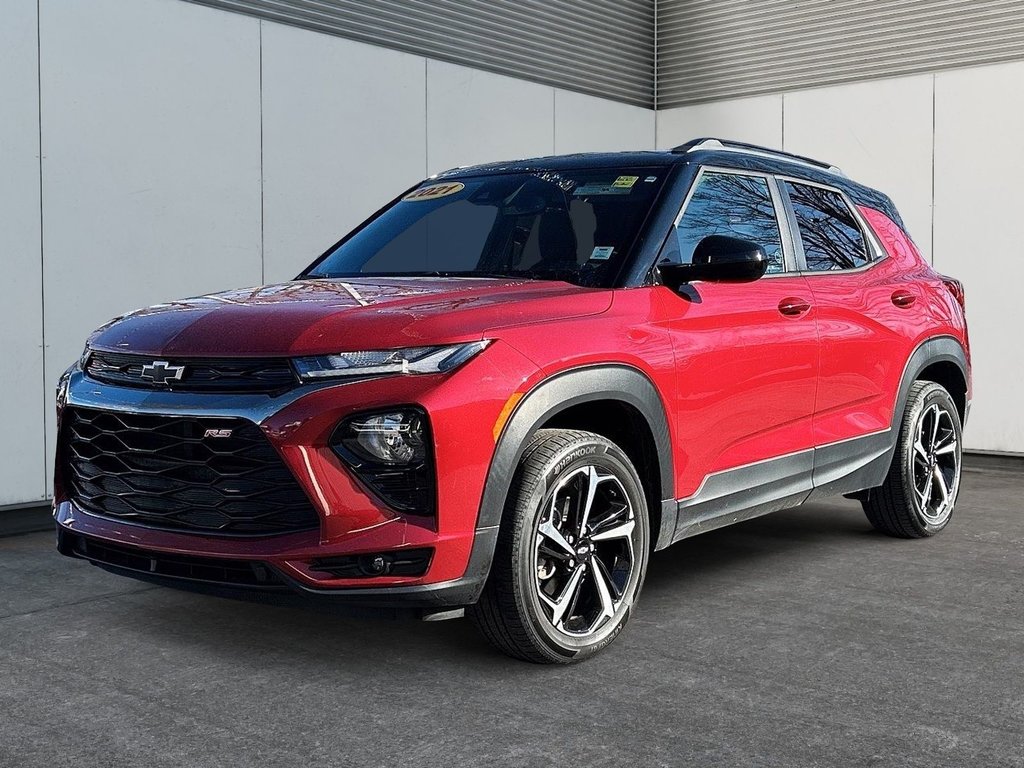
<box><xmin>55</xmin><ymin>138</ymin><xmax>970</xmax><ymax>663</ymax></box>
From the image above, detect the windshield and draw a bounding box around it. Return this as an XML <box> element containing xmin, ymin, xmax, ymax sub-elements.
<box><xmin>303</xmin><ymin>168</ymin><xmax>667</xmax><ymax>287</ymax></box>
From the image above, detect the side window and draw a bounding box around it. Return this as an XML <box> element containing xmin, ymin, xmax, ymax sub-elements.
<box><xmin>783</xmin><ymin>181</ymin><xmax>870</xmax><ymax>271</ymax></box>
<box><xmin>664</xmin><ymin>171</ymin><xmax>785</xmax><ymax>274</ymax></box>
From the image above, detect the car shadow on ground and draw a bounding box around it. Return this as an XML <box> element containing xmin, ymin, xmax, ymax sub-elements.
<box><xmin>118</xmin><ymin>501</ymin><xmax>877</xmax><ymax>667</ymax></box>
<box><xmin>643</xmin><ymin>500</ymin><xmax>877</xmax><ymax>591</ymax></box>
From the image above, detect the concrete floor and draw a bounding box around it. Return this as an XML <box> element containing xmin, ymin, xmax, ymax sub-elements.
<box><xmin>1</xmin><ymin>466</ymin><xmax>1022</xmax><ymax>768</ymax></box>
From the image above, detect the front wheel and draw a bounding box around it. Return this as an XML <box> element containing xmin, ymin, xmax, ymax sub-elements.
<box><xmin>862</xmin><ymin>381</ymin><xmax>963</xmax><ymax>538</ymax></box>
<box><xmin>469</xmin><ymin>429</ymin><xmax>650</xmax><ymax>663</ymax></box>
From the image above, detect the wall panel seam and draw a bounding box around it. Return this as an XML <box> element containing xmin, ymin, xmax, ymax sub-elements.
<box><xmin>36</xmin><ymin>0</ymin><xmax>47</xmax><ymax>500</ymax></box>
<box><xmin>259</xmin><ymin>20</ymin><xmax>265</xmax><ymax>284</ymax></box>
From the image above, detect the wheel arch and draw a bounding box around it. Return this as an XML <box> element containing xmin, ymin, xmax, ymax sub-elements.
<box><xmin>898</xmin><ymin>336</ymin><xmax>969</xmax><ymax>426</ymax></box>
<box><xmin>857</xmin><ymin>335</ymin><xmax>969</xmax><ymax>492</ymax></box>
<box><xmin>916</xmin><ymin>359</ymin><xmax>968</xmax><ymax>425</ymax></box>
<box><xmin>476</xmin><ymin>365</ymin><xmax>676</xmax><ymax>562</ymax></box>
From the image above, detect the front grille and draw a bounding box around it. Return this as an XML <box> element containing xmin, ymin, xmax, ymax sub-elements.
<box><xmin>62</xmin><ymin>407</ymin><xmax>320</xmax><ymax>536</ymax></box>
<box><xmin>68</xmin><ymin>533</ymin><xmax>288</xmax><ymax>588</ymax></box>
<box><xmin>85</xmin><ymin>351</ymin><xmax>297</xmax><ymax>394</ymax></box>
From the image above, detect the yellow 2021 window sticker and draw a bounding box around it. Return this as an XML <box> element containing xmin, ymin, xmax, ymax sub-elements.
<box><xmin>611</xmin><ymin>175</ymin><xmax>639</xmax><ymax>189</ymax></box>
<box><xmin>403</xmin><ymin>182</ymin><xmax>465</xmax><ymax>202</ymax></box>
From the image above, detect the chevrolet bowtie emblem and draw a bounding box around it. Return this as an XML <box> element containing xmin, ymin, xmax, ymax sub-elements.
<box><xmin>140</xmin><ymin>360</ymin><xmax>186</xmax><ymax>384</ymax></box>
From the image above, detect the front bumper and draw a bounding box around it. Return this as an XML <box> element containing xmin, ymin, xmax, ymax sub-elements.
<box><xmin>55</xmin><ymin>523</ymin><xmax>496</xmax><ymax>617</ymax></box>
<box><xmin>54</xmin><ymin>342</ymin><xmax>537</xmax><ymax>608</ymax></box>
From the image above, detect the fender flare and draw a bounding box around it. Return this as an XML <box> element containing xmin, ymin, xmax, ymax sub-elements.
<box><xmin>865</xmin><ymin>334</ymin><xmax>969</xmax><ymax>488</ymax></box>
<box><xmin>893</xmin><ymin>335</ymin><xmax>969</xmax><ymax>426</ymax></box>
<box><xmin>474</xmin><ymin>364</ymin><xmax>675</xmax><ymax>554</ymax></box>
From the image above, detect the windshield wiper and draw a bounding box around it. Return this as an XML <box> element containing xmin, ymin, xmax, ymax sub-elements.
<box><xmin>303</xmin><ymin>270</ymin><xmax>549</xmax><ymax>281</ymax></box>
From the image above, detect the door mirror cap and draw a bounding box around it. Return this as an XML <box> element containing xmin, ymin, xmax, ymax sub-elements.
<box><xmin>658</xmin><ymin>235</ymin><xmax>769</xmax><ymax>290</ymax></box>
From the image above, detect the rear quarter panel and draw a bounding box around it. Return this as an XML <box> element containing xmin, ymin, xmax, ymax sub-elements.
<box><xmin>807</xmin><ymin>205</ymin><xmax>969</xmax><ymax>444</ymax></box>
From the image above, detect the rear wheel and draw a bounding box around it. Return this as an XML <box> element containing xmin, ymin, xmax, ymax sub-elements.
<box><xmin>862</xmin><ymin>381</ymin><xmax>962</xmax><ymax>538</ymax></box>
<box><xmin>470</xmin><ymin>429</ymin><xmax>649</xmax><ymax>663</ymax></box>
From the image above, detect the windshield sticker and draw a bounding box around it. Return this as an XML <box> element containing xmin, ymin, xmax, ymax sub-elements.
<box><xmin>573</xmin><ymin>183</ymin><xmax>632</xmax><ymax>196</ymax></box>
<box><xmin>403</xmin><ymin>182</ymin><xmax>465</xmax><ymax>202</ymax></box>
<box><xmin>612</xmin><ymin>175</ymin><xmax>639</xmax><ymax>189</ymax></box>
<box><xmin>644</xmin><ymin>175</ymin><xmax>657</xmax><ymax>183</ymax></box>
<box><xmin>590</xmin><ymin>246</ymin><xmax>615</xmax><ymax>261</ymax></box>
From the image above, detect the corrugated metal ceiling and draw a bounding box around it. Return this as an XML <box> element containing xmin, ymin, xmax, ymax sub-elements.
<box><xmin>187</xmin><ymin>0</ymin><xmax>656</xmax><ymax>107</ymax></box>
<box><xmin>657</xmin><ymin>0</ymin><xmax>1024</xmax><ymax>107</ymax></box>
<box><xmin>185</xmin><ymin>0</ymin><xmax>1024</xmax><ymax>109</ymax></box>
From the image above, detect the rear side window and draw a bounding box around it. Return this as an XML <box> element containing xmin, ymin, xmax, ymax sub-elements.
<box><xmin>664</xmin><ymin>171</ymin><xmax>785</xmax><ymax>274</ymax></box>
<box><xmin>783</xmin><ymin>181</ymin><xmax>869</xmax><ymax>271</ymax></box>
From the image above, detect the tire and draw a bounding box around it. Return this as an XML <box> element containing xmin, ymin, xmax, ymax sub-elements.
<box><xmin>862</xmin><ymin>381</ymin><xmax>963</xmax><ymax>538</ymax></box>
<box><xmin>469</xmin><ymin>429</ymin><xmax>650</xmax><ymax>663</ymax></box>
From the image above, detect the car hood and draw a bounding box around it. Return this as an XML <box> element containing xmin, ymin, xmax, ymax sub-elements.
<box><xmin>87</xmin><ymin>277</ymin><xmax>612</xmax><ymax>357</ymax></box>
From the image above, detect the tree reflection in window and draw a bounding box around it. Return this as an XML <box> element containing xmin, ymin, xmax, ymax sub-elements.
<box><xmin>669</xmin><ymin>172</ymin><xmax>785</xmax><ymax>273</ymax></box>
<box><xmin>784</xmin><ymin>181</ymin><xmax>869</xmax><ymax>271</ymax></box>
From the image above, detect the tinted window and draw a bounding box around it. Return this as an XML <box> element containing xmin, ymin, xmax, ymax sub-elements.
<box><xmin>784</xmin><ymin>181</ymin><xmax>869</xmax><ymax>271</ymax></box>
<box><xmin>663</xmin><ymin>171</ymin><xmax>785</xmax><ymax>274</ymax></box>
<box><xmin>304</xmin><ymin>169</ymin><xmax>666</xmax><ymax>288</ymax></box>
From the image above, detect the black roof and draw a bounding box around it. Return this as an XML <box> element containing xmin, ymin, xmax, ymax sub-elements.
<box><xmin>436</xmin><ymin>139</ymin><xmax>905</xmax><ymax>230</ymax></box>
<box><xmin>436</xmin><ymin>151</ymin><xmax>679</xmax><ymax>176</ymax></box>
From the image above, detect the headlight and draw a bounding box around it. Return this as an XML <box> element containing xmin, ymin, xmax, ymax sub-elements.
<box><xmin>293</xmin><ymin>341</ymin><xmax>490</xmax><ymax>381</ymax></box>
<box><xmin>331</xmin><ymin>408</ymin><xmax>435</xmax><ymax>515</ymax></box>
<box><xmin>341</xmin><ymin>411</ymin><xmax>426</xmax><ymax>465</ymax></box>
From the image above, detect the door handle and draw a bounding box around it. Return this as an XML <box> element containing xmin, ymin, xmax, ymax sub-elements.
<box><xmin>891</xmin><ymin>290</ymin><xmax>917</xmax><ymax>308</ymax></box>
<box><xmin>778</xmin><ymin>297</ymin><xmax>811</xmax><ymax>317</ymax></box>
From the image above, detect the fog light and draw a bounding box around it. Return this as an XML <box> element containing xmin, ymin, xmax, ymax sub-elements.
<box><xmin>307</xmin><ymin>548</ymin><xmax>433</xmax><ymax>579</ymax></box>
<box><xmin>361</xmin><ymin>554</ymin><xmax>389</xmax><ymax>576</ymax></box>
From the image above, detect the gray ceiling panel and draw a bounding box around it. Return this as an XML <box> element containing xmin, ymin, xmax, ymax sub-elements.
<box><xmin>656</xmin><ymin>0</ymin><xmax>1024</xmax><ymax>107</ymax></box>
<box><xmin>186</xmin><ymin>0</ymin><xmax>656</xmax><ymax>107</ymax></box>
<box><xmin>183</xmin><ymin>0</ymin><xmax>1024</xmax><ymax>109</ymax></box>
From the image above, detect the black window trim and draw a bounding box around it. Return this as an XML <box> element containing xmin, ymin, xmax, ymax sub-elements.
<box><xmin>662</xmin><ymin>165</ymin><xmax>800</xmax><ymax>277</ymax></box>
<box><xmin>775</xmin><ymin>173</ymin><xmax>888</xmax><ymax>275</ymax></box>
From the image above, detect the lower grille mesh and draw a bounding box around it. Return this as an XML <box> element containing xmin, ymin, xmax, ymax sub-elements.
<box><xmin>62</xmin><ymin>407</ymin><xmax>320</xmax><ymax>536</ymax></box>
<box><xmin>70</xmin><ymin>534</ymin><xmax>287</xmax><ymax>588</ymax></box>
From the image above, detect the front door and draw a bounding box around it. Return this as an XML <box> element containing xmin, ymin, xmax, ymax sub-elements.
<box><xmin>658</xmin><ymin>168</ymin><xmax>820</xmax><ymax>513</ymax></box>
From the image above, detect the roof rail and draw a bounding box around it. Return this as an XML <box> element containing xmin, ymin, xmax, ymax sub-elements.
<box><xmin>672</xmin><ymin>138</ymin><xmax>845</xmax><ymax>177</ymax></box>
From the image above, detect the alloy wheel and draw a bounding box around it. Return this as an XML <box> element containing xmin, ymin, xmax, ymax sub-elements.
<box><xmin>533</xmin><ymin>465</ymin><xmax>639</xmax><ymax>637</ymax></box>
<box><xmin>910</xmin><ymin>402</ymin><xmax>960</xmax><ymax>526</ymax></box>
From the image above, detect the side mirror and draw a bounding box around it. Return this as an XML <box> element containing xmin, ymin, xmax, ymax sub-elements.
<box><xmin>658</xmin><ymin>235</ymin><xmax>768</xmax><ymax>291</ymax></box>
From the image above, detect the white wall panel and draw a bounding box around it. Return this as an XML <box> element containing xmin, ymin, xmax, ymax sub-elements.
<box><xmin>39</xmin><ymin>0</ymin><xmax>262</xmax><ymax>488</ymax></box>
<box><xmin>427</xmin><ymin>60</ymin><xmax>555</xmax><ymax>174</ymax></box>
<box><xmin>554</xmin><ymin>89</ymin><xmax>655</xmax><ymax>153</ymax></box>
<box><xmin>783</xmin><ymin>75</ymin><xmax>934</xmax><ymax>260</ymax></box>
<box><xmin>261</xmin><ymin>23</ymin><xmax>426</xmax><ymax>283</ymax></box>
<box><xmin>655</xmin><ymin>94</ymin><xmax>783</xmax><ymax>150</ymax></box>
<box><xmin>934</xmin><ymin>60</ymin><xmax>1024</xmax><ymax>453</ymax></box>
<box><xmin>0</xmin><ymin>0</ymin><xmax>46</xmax><ymax>505</ymax></box>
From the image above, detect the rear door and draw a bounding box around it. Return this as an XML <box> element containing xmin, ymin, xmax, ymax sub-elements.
<box><xmin>658</xmin><ymin>168</ymin><xmax>820</xmax><ymax>504</ymax></box>
<box><xmin>778</xmin><ymin>178</ymin><xmax>916</xmax><ymax>480</ymax></box>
